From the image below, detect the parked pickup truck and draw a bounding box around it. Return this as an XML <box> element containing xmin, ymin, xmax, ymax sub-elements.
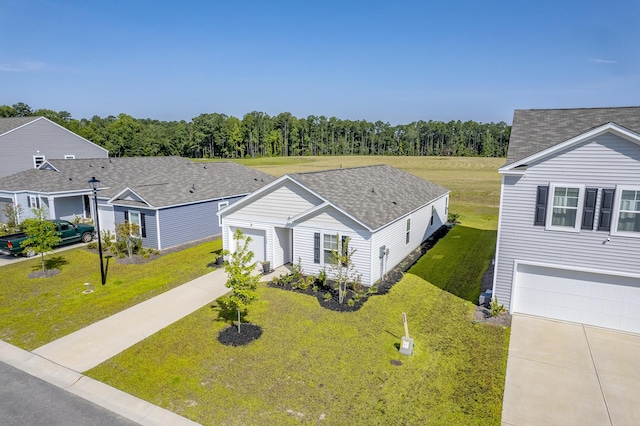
<box><xmin>0</xmin><ymin>220</ymin><xmax>95</xmax><ymax>256</ymax></box>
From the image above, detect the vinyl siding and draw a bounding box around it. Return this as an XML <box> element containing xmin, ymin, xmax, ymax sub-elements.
<box><xmin>228</xmin><ymin>180</ymin><xmax>322</xmax><ymax>223</ymax></box>
<box><xmin>495</xmin><ymin>134</ymin><xmax>640</xmax><ymax>310</ymax></box>
<box><xmin>370</xmin><ymin>195</ymin><xmax>448</xmax><ymax>284</ymax></box>
<box><xmin>0</xmin><ymin>118</ymin><xmax>108</xmax><ymax>178</ymax></box>
<box><xmin>114</xmin><ymin>206</ymin><xmax>158</xmax><ymax>249</ymax></box>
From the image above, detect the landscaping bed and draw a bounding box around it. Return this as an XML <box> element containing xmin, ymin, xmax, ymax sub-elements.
<box><xmin>268</xmin><ymin>225</ymin><xmax>452</xmax><ymax>312</ymax></box>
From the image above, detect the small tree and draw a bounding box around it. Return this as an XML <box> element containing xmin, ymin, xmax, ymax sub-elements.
<box><xmin>327</xmin><ymin>235</ymin><xmax>359</xmax><ymax>304</ymax></box>
<box><xmin>219</xmin><ymin>229</ymin><xmax>260</xmax><ymax>333</ymax></box>
<box><xmin>20</xmin><ymin>208</ymin><xmax>62</xmax><ymax>273</ymax></box>
<box><xmin>115</xmin><ymin>221</ymin><xmax>141</xmax><ymax>258</ymax></box>
<box><xmin>2</xmin><ymin>203</ymin><xmax>23</xmax><ymax>233</ymax></box>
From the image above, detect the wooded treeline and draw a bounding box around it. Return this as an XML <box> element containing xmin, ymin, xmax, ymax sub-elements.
<box><xmin>2</xmin><ymin>102</ymin><xmax>510</xmax><ymax>158</ymax></box>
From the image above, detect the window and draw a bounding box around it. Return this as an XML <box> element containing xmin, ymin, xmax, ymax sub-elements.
<box><xmin>323</xmin><ymin>234</ymin><xmax>338</xmax><ymax>264</ymax></box>
<box><xmin>64</xmin><ymin>154</ymin><xmax>75</xmax><ymax>160</ymax></box>
<box><xmin>33</xmin><ymin>155</ymin><xmax>45</xmax><ymax>168</ymax></box>
<box><xmin>128</xmin><ymin>211</ymin><xmax>142</xmax><ymax>237</ymax></box>
<box><xmin>405</xmin><ymin>218</ymin><xmax>411</xmax><ymax>245</ymax></box>
<box><xmin>218</xmin><ymin>201</ymin><xmax>229</xmax><ymax>226</ymax></box>
<box><xmin>430</xmin><ymin>206</ymin><xmax>435</xmax><ymax>226</ymax></box>
<box><xmin>28</xmin><ymin>195</ymin><xmax>40</xmax><ymax>208</ymax></box>
<box><xmin>545</xmin><ymin>185</ymin><xmax>584</xmax><ymax>231</ymax></box>
<box><xmin>616</xmin><ymin>189</ymin><xmax>640</xmax><ymax>233</ymax></box>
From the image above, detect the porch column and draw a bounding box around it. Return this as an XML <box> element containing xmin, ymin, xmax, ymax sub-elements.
<box><xmin>47</xmin><ymin>196</ymin><xmax>56</xmax><ymax>219</ymax></box>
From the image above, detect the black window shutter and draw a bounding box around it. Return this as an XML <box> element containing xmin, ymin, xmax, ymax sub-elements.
<box><xmin>124</xmin><ymin>211</ymin><xmax>129</xmax><ymax>222</ymax></box>
<box><xmin>27</xmin><ymin>197</ymin><xmax>31</xmax><ymax>208</ymax></box>
<box><xmin>534</xmin><ymin>185</ymin><xmax>549</xmax><ymax>226</ymax></box>
<box><xmin>313</xmin><ymin>232</ymin><xmax>320</xmax><ymax>264</ymax></box>
<box><xmin>140</xmin><ymin>213</ymin><xmax>146</xmax><ymax>238</ymax></box>
<box><xmin>581</xmin><ymin>188</ymin><xmax>598</xmax><ymax>230</ymax></box>
<box><xmin>598</xmin><ymin>188</ymin><xmax>615</xmax><ymax>231</ymax></box>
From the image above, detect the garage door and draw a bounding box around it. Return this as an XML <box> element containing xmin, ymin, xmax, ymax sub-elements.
<box><xmin>98</xmin><ymin>205</ymin><xmax>115</xmax><ymax>233</ymax></box>
<box><xmin>231</xmin><ymin>227</ymin><xmax>266</xmax><ymax>262</ymax></box>
<box><xmin>514</xmin><ymin>264</ymin><xmax>640</xmax><ymax>334</ymax></box>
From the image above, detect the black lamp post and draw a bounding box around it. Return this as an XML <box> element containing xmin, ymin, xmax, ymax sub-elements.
<box><xmin>88</xmin><ymin>177</ymin><xmax>105</xmax><ymax>285</ymax></box>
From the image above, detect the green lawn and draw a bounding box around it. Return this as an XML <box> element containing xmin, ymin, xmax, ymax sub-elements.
<box><xmin>0</xmin><ymin>239</ymin><xmax>221</xmax><ymax>350</ymax></box>
<box><xmin>204</xmin><ymin>155</ymin><xmax>504</xmax><ymax>230</ymax></box>
<box><xmin>87</xmin><ymin>226</ymin><xmax>509</xmax><ymax>425</ymax></box>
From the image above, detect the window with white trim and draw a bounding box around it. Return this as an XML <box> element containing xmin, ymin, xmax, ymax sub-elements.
<box><xmin>218</xmin><ymin>201</ymin><xmax>229</xmax><ymax>226</ymax></box>
<box><xmin>129</xmin><ymin>211</ymin><xmax>142</xmax><ymax>237</ymax></box>
<box><xmin>616</xmin><ymin>189</ymin><xmax>640</xmax><ymax>233</ymax></box>
<box><xmin>323</xmin><ymin>234</ymin><xmax>338</xmax><ymax>264</ymax></box>
<box><xmin>405</xmin><ymin>218</ymin><xmax>411</xmax><ymax>245</ymax></box>
<box><xmin>546</xmin><ymin>185</ymin><xmax>583</xmax><ymax>231</ymax></box>
<box><xmin>33</xmin><ymin>155</ymin><xmax>45</xmax><ymax>168</ymax></box>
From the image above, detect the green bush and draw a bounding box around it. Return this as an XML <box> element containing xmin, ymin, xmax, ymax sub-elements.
<box><xmin>323</xmin><ymin>292</ymin><xmax>332</xmax><ymax>301</ymax></box>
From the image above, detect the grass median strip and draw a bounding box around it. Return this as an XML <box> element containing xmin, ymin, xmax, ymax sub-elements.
<box><xmin>0</xmin><ymin>239</ymin><xmax>221</xmax><ymax>350</ymax></box>
<box><xmin>87</xmin><ymin>227</ymin><xmax>509</xmax><ymax>425</ymax></box>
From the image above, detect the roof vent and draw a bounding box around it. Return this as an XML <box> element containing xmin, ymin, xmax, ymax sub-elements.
<box><xmin>371</xmin><ymin>187</ymin><xmax>376</xmax><ymax>194</ymax></box>
<box><xmin>69</xmin><ymin>177</ymin><xmax>73</xmax><ymax>181</ymax></box>
<box><xmin>203</xmin><ymin>165</ymin><xmax>207</xmax><ymax>169</ymax></box>
<box><xmin>392</xmin><ymin>201</ymin><xmax>397</xmax><ymax>205</ymax></box>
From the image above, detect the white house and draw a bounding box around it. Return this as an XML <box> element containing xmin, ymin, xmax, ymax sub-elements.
<box><xmin>219</xmin><ymin>164</ymin><xmax>450</xmax><ymax>286</ymax></box>
<box><xmin>493</xmin><ymin>107</ymin><xmax>640</xmax><ymax>334</ymax></box>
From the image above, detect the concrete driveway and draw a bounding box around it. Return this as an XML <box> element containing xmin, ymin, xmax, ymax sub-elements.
<box><xmin>502</xmin><ymin>314</ymin><xmax>640</xmax><ymax>425</ymax></box>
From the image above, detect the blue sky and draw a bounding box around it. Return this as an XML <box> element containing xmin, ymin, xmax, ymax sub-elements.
<box><xmin>1</xmin><ymin>0</ymin><xmax>639</xmax><ymax>124</ymax></box>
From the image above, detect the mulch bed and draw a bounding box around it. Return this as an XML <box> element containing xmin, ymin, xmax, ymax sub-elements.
<box><xmin>218</xmin><ymin>323</ymin><xmax>263</xmax><ymax>346</ymax></box>
<box><xmin>28</xmin><ymin>269</ymin><xmax>61</xmax><ymax>279</ymax></box>
<box><xmin>268</xmin><ymin>225</ymin><xmax>452</xmax><ymax>312</ymax></box>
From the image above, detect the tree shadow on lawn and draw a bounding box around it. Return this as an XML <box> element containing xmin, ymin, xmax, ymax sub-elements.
<box><xmin>31</xmin><ymin>255</ymin><xmax>69</xmax><ymax>272</ymax></box>
<box><xmin>407</xmin><ymin>226</ymin><xmax>497</xmax><ymax>304</ymax></box>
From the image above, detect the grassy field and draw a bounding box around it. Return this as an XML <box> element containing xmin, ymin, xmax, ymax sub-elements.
<box><xmin>87</xmin><ymin>226</ymin><xmax>508</xmax><ymax>425</ymax></box>
<box><xmin>206</xmin><ymin>155</ymin><xmax>504</xmax><ymax>230</ymax></box>
<box><xmin>0</xmin><ymin>239</ymin><xmax>221</xmax><ymax>350</ymax></box>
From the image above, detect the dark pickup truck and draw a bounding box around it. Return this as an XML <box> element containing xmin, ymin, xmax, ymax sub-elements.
<box><xmin>0</xmin><ymin>219</ymin><xmax>95</xmax><ymax>256</ymax></box>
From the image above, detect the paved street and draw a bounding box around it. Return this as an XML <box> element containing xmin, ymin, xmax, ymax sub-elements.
<box><xmin>0</xmin><ymin>361</ymin><xmax>135</xmax><ymax>426</ymax></box>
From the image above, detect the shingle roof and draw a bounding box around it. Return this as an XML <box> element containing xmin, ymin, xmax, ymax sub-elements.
<box><xmin>506</xmin><ymin>107</ymin><xmax>640</xmax><ymax>165</ymax></box>
<box><xmin>289</xmin><ymin>164</ymin><xmax>449</xmax><ymax>230</ymax></box>
<box><xmin>0</xmin><ymin>157</ymin><xmax>275</xmax><ymax>208</ymax></box>
<box><xmin>0</xmin><ymin>117</ymin><xmax>41</xmax><ymax>135</ymax></box>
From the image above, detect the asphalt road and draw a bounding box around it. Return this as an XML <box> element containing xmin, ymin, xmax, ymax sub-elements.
<box><xmin>0</xmin><ymin>361</ymin><xmax>137</xmax><ymax>426</ymax></box>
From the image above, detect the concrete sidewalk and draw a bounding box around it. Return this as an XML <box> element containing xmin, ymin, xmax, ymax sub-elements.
<box><xmin>33</xmin><ymin>268</ymin><xmax>230</xmax><ymax>373</ymax></box>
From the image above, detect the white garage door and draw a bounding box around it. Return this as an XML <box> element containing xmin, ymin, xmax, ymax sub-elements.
<box><xmin>98</xmin><ymin>205</ymin><xmax>115</xmax><ymax>233</ymax></box>
<box><xmin>514</xmin><ymin>264</ymin><xmax>640</xmax><ymax>334</ymax></box>
<box><xmin>231</xmin><ymin>227</ymin><xmax>266</xmax><ymax>262</ymax></box>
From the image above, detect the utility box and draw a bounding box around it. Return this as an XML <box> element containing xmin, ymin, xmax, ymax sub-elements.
<box><xmin>479</xmin><ymin>289</ymin><xmax>492</xmax><ymax>307</ymax></box>
<box><xmin>399</xmin><ymin>336</ymin><xmax>414</xmax><ymax>356</ymax></box>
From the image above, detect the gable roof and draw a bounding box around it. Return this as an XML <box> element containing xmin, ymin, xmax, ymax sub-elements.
<box><xmin>223</xmin><ymin>165</ymin><xmax>449</xmax><ymax>231</ymax></box>
<box><xmin>506</xmin><ymin>107</ymin><xmax>640</xmax><ymax>166</ymax></box>
<box><xmin>0</xmin><ymin>116</ymin><xmax>41</xmax><ymax>135</ymax></box>
<box><xmin>0</xmin><ymin>157</ymin><xmax>275</xmax><ymax>208</ymax></box>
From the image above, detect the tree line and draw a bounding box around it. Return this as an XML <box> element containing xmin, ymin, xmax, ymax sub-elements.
<box><xmin>2</xmin><ymin>102</ymin><xmax>510</xmax><ymax>158</ymax></box>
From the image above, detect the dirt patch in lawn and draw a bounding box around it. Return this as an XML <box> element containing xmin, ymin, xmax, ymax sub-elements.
<box><xmin>28</xmin><ymin>269</ymin><xmax>61</xmax><ymax>279</ymax></box>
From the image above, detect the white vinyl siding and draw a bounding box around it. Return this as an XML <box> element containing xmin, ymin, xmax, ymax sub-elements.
<box><xmin>494</xmin><ymin>133</ymin><xmax>640</xmax><ymax>312</ymax></box>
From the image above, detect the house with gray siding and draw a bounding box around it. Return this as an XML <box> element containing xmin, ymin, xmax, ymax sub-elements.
<box><xmin>0</xmin><ymin>157</ymin><xmax>274</xmax><ymax>250</ymax></box>
<box><xmin>220</xmin><ymin>165</ymin><xmax>449</xmax><ymax>286</ymax></box>
<box><xmin>0</xmin><ymin>117</ymin><xmax>108</xmax><ymax>178</ymax></box>
<box><xmin>493</xmin><ymin>107</ymin><xmax>640</xmax><ymax>334</ymax></box>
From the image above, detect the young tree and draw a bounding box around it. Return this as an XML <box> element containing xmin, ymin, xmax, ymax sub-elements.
<box><xmin>20</xmin><ymin>208</ymin><xmax>62</xmax><ymax>273</ymax></box>
<box><xmin>327</xmin><ymin>235</ymin><xmax>358</xmax><ymax>304</ymax></box>
<box><xmin>2</xmin><ymin>203</ymin><xmax>23</xmax><ymax>232</ymax></box>
<box><xmin>219</xmin><ymin>229</ymin><xmax>260</xmax><ymax>333</ymax></box>
<box><xmin>114</xmin><ymin>221</ymin><xmax>141</xmax><ymax>258</ymax></box>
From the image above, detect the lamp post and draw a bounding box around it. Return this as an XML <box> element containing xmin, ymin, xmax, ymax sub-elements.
<box><xmin>88</xmin><ymin>177</ymin><xmax>105</xmax><ymax>285</ymax></box>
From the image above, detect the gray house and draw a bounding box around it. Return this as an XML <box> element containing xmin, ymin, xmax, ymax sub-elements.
<box><xmin>493</xmin><ymin>107</ymin><xmax>640</xmax><ymax>334</ymax></box>
<box><xmin>220</xmin><ymin>165</ymin><xmax>449</xmax><ymax>285</ymax></box>
<box><xmin>0</xmin><ymin>117</ymin><xmax>108</xmax><ymax>178</ymax></box>
<box><xmin>0</xmin><ymin>157</ymin><xmax>274</xmax><ymax>250</ymax></box>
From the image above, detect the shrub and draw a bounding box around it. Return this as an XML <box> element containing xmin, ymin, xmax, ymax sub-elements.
<box><xmin>312</xmin><ymin>285</ymin><xmax>319</xmax><ymax>293</ymax></box>
<box><xmin>323</xmin><ymin>292</ymin><xmax>332</xmax><ymax>301</ymax></box>
<box><xmin>448</xmin><ymin>212</ymin><xmax>460</xmax><ymax>224</ymax></box>
<box><xmin>490</xmin><ymin>297</ymin><xmax>506</xmax><ymax>317</ymax></box>
<box><xmin>347</xmin><ymin>299</ymin><xmax>355</xmax><ymax>307</ymax></box>
<box><xmin>318</xmin><ymin>268</ymin><xmax>327</xmax><ymax>287</ymax></box>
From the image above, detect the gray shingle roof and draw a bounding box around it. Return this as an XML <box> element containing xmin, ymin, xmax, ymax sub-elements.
<box><xmin>0</xmin><ymin>157</ymin><xmax>275</xmax><ymax>208</ymax></box>
<box><xmin>0</xmin><ymin>117</ymin><xmax>40</xmax><ymax>135</ymax></box>
<box><xmin>290</xmin><ymin>164</ymin><xmax>449</xmax><ymax>230</ymax></box>
<box><xmin>506</xmin><ymin>107</ymin><xmax>640</xmax><ymax>166</ymax></box>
